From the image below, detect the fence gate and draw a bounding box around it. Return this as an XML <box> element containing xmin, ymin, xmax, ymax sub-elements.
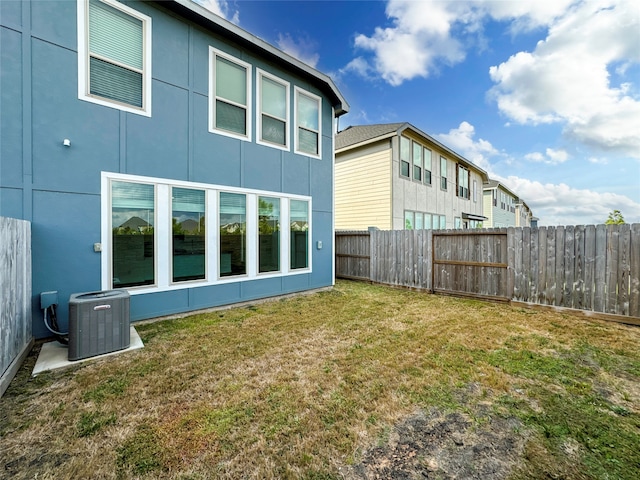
<box><xmin>432</xmin><ymin>230</ymin><xmax>509</xmax><ymax>300</ymax></box>
<box><xmin>335</xmin><ymin>231</ymin><xmax>371</xmax><ymax>281</ymax></box>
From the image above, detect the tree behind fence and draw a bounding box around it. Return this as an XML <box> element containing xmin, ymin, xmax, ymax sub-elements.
<box><xmin>336</xmin><ymin>224</ymin><xmax>640</xmax><ymax>319</ymax></box>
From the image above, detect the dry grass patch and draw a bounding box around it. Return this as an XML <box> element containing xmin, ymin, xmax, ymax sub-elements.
<box><xmin>1</xmin><ymin>280</ymin><xmax>639</xmax><ymax>479</ymax></box>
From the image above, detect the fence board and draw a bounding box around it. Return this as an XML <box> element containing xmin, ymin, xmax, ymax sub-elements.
<box><xmin>606</xmin><ymin>226</ymin><xmax>619</xmax><ymax>314</ymax></box>
<box><xmin>618</xmin><ymin>224</ymin><xmax>631</xmax><ymax>316</ymax></box>
<box><xmin>631</xmin><ymin>224</ymin><xmax>640</xmax><ymax>316</ymax></box>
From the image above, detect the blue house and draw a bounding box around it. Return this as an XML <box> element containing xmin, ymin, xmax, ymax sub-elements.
<box><xmin>1</xmin><ymin>0</ymin><xmax>349</xmax><ymax>339</ymax></box>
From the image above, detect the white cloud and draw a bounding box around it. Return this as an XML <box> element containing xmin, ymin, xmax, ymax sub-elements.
<box><xmin>191</xmin><ymin>0</ymin><xmax>239</xmax><ymax>23</ymax></box>
<box><xmin>349</xmin><ymin>0</ymin><xmax>576</xmax><ymax>86</ymax></box>
<box><xmin>435</xmin><ymin>121</ymin><xmax>499</xmax><ymax>173</ymax></box>
<box><xmin>525</xmin><ymin>148</ymin><xmax>569</xmax><ymax>165</ymax></box>
<box><xmin>489</xmin><ymin>0</ymin><xmax>640</xmax><ymax>158</ymax></box>
<box><xmin>498</xmin><ymin>176</ymin><xmax>640</xmax><ymax>225</ymax></box>
<box><xmin>275</xmin><ymin>33</ymin><xmax>320</xmax><ymax>68</ymax></box>
<box><xmin>352</xmin><ymin>0</ymin><xmax>466</xmax><ymax>85</ymax></box>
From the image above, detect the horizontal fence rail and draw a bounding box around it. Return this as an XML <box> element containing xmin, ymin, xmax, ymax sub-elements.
<box><xmin>336</xmin><ymin>224</ymin><xmax>640</xmax><ymax>321</ymax></box>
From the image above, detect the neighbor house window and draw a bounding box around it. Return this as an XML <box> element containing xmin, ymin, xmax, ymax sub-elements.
<box><xmin>111</xmin><ymin>180</ymin><xmax>155</xmax><ymax>288</ymax></box>
<box><xmin>439</xmin><ymin>215</ymin><xmax>446</xmax><ymax>229</ymax></box>
<box><xmin>172</xmin><ymin>187</ymin><xmax>205</xmax><ymax>283</ymax></box>
<box><xmin>424</xmin><ymin>213</ymin><xmax>432</xmax><ymax>229</ymax></box>
<box><xmin>295</xmin><ymin>88</ymin><xmax>321</xmax><ymax>157</ymax></box>
<box><xmin>424</xmin><ymin>147</ymin><xmax>432</xmax><ymax>185</ymax></box>
<box><xmin>415</xmin><ymin>212</ymin><xmax>424</xmax><ymax>230</ymax></box>
<box><xmin>457</xmin><ymin>165</ymin><xmax>470</xmax><ymax>199</ymax></box>
<box><xmin>473</xmin><ymin>180</ymin><xmax>477</xmax><ymax>203</ymax></box>
<box><xmin>440</xmin><ymin>157</ymin><xmax>448</xmax><ymax>190</ymax></box>
<box><xmin>258</xmin><ymin>70</ymin><xmax>289</xmax><ymax>148</ymax></box>
<box><xmin>290</xmin><ymin>200</ymin><xmax>309</xmax><ymax>269</ymax></box>
<box><xmin>78</xmin><ymin>0</ymin><xmax>152</xmax><ymax>115</ymax></box>
<box><xmin>412</xmin><ymin>141</ymin><xmax>422</xmax><ymax>181</ymax></box>
<box><xmin>400</xmin><ymin>136</ymin><xmax>410</xmax><ymax>178</ymax></box>
<box><xmin>454</xmin><ymin>217</ymin><xmax>461</xmax><ymax>229</ymax></box>
<box><xmin>258</xmin><ymin>196</ymin><xmax>280</xmax><ymax>273</ymax></box>
<box><xmin>404</xmin><ymin>211</ymin><xmax>414</xmax><ymax>230</ymax></box>
<box><xmin>210</xmin><ymin>48</ymin><xmax>251</xmax><ymax>139</ymax></box>
<box><xmin>219</xmin><ymin>192</ymin><xmax>246</xmax><ymax>277</ymax></box>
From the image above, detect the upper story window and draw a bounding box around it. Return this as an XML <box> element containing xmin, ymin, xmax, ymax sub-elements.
<box><xmin>400</xmin><ymin>136</ymin><xmax>410</xmax><ymax>177</ymax></box>
<box><xmin>473</xmin><ymin>180</ymin><xmax>477</xmax><ymax>203</ymax></box>
<box><xmin>440</xmin><ymin>156</ymin><xmax>448</xmax><ymax>190</ymax></box>
<box><xmin>210</xmin><ymin>48</ymin><xmax>251</xmax><ymax>140</ymax></box>
<box><xmin>424</xmin><ymin>147</ymin><xmax>432</xmax><ymax>185</ymax></box>
<box><xmin>412</xmin><ymin>141</ymin><xmax>422</xmax><ymax>181</ymax></box>
<box><xmin>457</xmin><ymin>165</ymin><xmax>470</xmax><ymax>199</ymax></box>
<box><xmin>78</xmin><ymin>0</ymin><xmax>152</xmax><ymax>116</ymax></box>
<box><xmin>257</xmin><ymin>69</ymin><xmax>290</xmax><ymax>149</ymax></box>
<box><xmin>295</xmin><ymin>88</ymin><xmax>321</xmax><ymax>157</ymax></box>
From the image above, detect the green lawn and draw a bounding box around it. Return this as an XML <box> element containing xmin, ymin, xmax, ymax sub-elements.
<box><xmin>1</xmin><ymin>280</ymin><xmax>639</xmax><ymax>479</ymax></box>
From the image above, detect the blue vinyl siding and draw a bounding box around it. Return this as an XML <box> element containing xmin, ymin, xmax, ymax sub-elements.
<box><xmin>1</xmin><ymin>0</ymin><xmax>341</xmax><ymax>339</ymax></box>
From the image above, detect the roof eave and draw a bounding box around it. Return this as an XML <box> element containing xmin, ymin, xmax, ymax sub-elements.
<box><xmin>158</xmin><ymin>0</ymin><xmax>349</xmax><ymax>116</ymax></box>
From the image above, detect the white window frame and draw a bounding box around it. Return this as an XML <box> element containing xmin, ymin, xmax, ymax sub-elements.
<box><xmin>101</xmin><ymin>172</ymin><xmax>312</xmax><ymax>294</ymax></box>
<box><xmin>440</xmin><ymin>156</ymin><xmax>448</xmax><ymax>190</ymax></box>
<box><xmin>209</xmin><ymin>47</ymin><xmax>252</xmax><ymax>141</ymax></box>
<box><xmin>170</xmin><ymin>186</ymin><xmax>208</xmax><ymax>285</ymax></box>
<box><xmin>257</xmin><ymin>69</ymin><xmax>290</xmax><ymax>151</ymax></box>
<box><xmin>77</xmin><ymin>0</ymin><xmax>152</xmax><ymax>116</ymax></box>
<box><xmin>108</xmin><ymin>179</ymin><xmax>158</xmax><ymax>290</ymax></box>
<box><xmin>294</xmin><ymin>87</ymin><xmax>322</xmax><ymax>158</ymax></box>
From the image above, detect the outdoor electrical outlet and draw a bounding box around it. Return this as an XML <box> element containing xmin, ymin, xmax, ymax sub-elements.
<box><xmin>317</xmin><ymin>240</ymin><xmax>322</xmax><ymax>249</ymax></box>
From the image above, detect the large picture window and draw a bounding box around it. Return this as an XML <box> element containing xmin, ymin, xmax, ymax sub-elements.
<box><xmin>258</xmin><ymin>70</ymin><xmax>289</xmax><ymax>148</ymax></box>
<box><xmin>172</xmin><ymin>188</ymin><xmax>205</xmax><ymax>283</ymax></box>
<box><xmin>290</xmin><ymin>200</ymin><xmax>309</xmax><ymax>269</ymax></box>
<box><xmin>104</xmin><ymin>174</ymin><xmax>312</xmax><ymax>292</ymax></box>
<box><xmin>219</xmin><ymin>192</ymin><xmax>247</xmax><ymax>277</ymax></box>
<box><xmin>295</xmin><ymin>88</ymin><xmax>321</xmax><ymax>157</ymax></box>
<box><xmin>210</xmin><ymin>48</ymin><xmax>251</xmax><ymax>139</ymax></box>
<box><xmin>259</xmin><ymin>196</ymin><xmax>280</xmax><ymax>273</ymax></box>
<box><xmin>78</xmin><ymin>0</ymin><xmax>151</xmax><ymax>115</ymax></box>
<box><xmin>111</xmin><ymin>181</ymin><xmax>155</xmax><ymax>288</ymax></box>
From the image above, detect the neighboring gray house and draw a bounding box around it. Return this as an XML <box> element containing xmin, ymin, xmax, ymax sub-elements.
<box><xmin>1</xmin><ymin>0</ymin><xmax>348</xmax><ymax>338</ymax></box>
<box><xmin>335</xmin><ymin>123</ymin><xmax>488</xmax><ymax>231</ymax></box>
<box><xmin>482</xmin><ymin>180</ymin><xmax>533</xmax><ymax>228</ymax></box>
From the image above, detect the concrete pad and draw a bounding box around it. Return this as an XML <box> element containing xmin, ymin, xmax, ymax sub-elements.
<box><xmin>32</xmin><ymin>326</ymin><xmax>144</xmax><ymax>376</ymax></box>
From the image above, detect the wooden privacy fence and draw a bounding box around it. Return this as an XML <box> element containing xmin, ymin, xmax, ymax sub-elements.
<box><xmin>1</xmin><ymin>217</ymin><xmax>33</xmax><ymax>397</ymax></box>
<box><xmin>336</xmin><ymin>224</ymin><xmax>640</xmax><ymax>321</ymax></box>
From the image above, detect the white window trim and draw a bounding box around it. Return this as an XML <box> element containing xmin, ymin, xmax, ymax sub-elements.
<box><xmin>101</xmin><ymin>172</ymin><xmax>312</xmax><ymax>294</ymax></box>
<box><xmin>294</xmin><ymin>86</ymin><xmax>322</xmax><ymax>159</ymax></box>
<box><xmin>77</xmin><ymin>0</ymin><xmax>152</xmax><ymax>116</ymax></box>
<box><xmin>208</xmin><ymin>47</ymin><xmax>252</xmax><ymax>141</ymax></box>
<box><xmin>256</xmin><ymin>68</ymin><xmax>290</xmax><ymax>151</ymax></box>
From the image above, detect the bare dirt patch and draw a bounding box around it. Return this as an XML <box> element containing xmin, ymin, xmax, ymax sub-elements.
<box><xmin>343</xmin><ymin>406</ymin><xmax>525</xmax><ymax>480</ymax></box>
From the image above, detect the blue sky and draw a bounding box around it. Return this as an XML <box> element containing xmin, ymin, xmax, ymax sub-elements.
<box><xmin>195</xmin><ymin>0</ymin><xmax>640</xmax><ymax>226</ymax></box>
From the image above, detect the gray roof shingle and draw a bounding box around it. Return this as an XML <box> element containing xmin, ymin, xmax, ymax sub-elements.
<box><xmin>336</xmin><ymin>123</ymin><xmax>406</xmax><ymax>150</ymax></box>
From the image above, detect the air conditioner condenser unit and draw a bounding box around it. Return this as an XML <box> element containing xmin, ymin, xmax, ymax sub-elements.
<box><xmin>68</xmin><ymin>289</ymin><xmax>130</xmax><ymax>361</ymax></box>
